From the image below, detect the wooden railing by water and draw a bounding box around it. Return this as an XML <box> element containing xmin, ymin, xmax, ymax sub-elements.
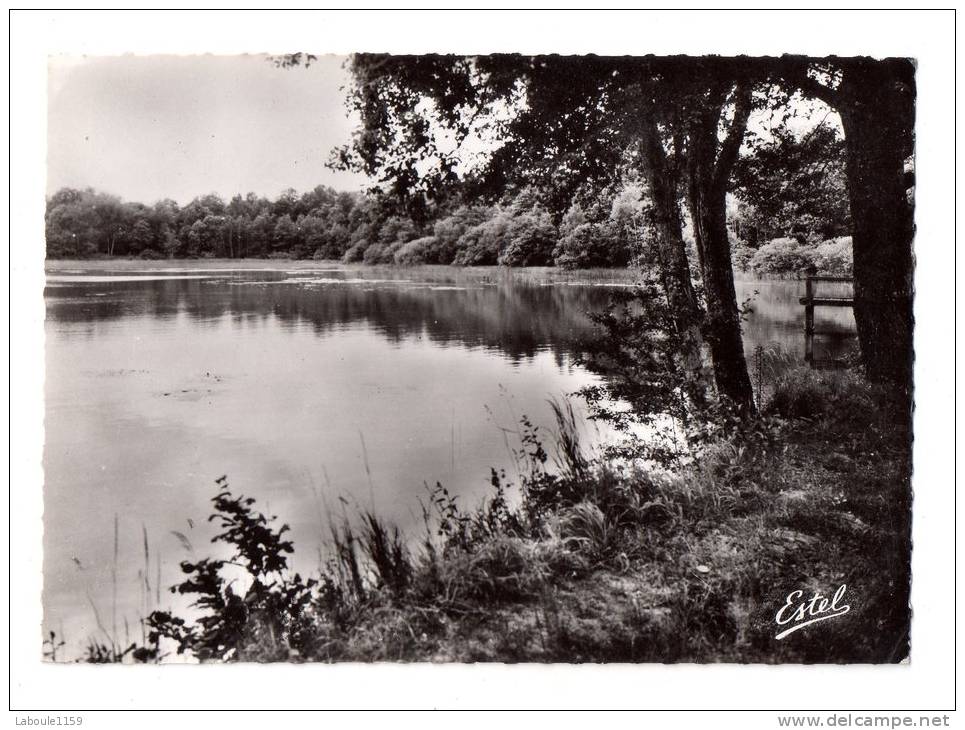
<box><xmin>799</xmin><ymin>275</ymin><xmax>854</xmax><ymax>367</ymax></box>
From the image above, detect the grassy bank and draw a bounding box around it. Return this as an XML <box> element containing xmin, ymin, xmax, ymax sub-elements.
<box><xmin>97</xmin><ymin>366</ymin><xmax>910</xmax><ymax>664</ymax></box>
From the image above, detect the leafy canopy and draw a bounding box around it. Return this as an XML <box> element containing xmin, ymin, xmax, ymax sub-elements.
<box><xmin>331</xmin><ymin>54</ymin><xmax>774</xmax><ymax>218</ymax></box>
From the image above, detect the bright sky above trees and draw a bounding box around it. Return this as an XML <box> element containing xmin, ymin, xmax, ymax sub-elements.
<box><xmin>47</xmin><ymin>54</ymin><xmax>368</xmax><ymax>204</ymax></box>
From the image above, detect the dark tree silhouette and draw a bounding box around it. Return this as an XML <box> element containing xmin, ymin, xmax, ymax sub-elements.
<box><xmin>779</xmin><ymin>56</ymin><xmax>915</xmax><ymax>400</ymax></box>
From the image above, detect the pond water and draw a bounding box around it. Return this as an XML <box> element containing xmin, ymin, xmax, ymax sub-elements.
<box><xmin>42</xmin><ymin>261</ymin><xmax>856</xmax><ymax>657</ymax></box>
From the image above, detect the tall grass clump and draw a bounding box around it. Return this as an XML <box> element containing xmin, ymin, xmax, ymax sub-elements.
<box><xmin>768</xmin><ymin>365</ymin><xmax>877</xmax><ymax>421</ymax></box>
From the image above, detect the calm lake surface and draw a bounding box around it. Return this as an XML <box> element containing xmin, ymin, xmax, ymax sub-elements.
<box><xmin>42</xmin><ymin>260</ymin><xmax>856</xmax><ymax>655</ymax></box>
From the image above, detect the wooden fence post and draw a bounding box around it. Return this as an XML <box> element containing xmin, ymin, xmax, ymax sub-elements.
<box><xmin>804</xmin><ymin>276</ymin><xmax>815</xmax><ymax>365</ymax></box>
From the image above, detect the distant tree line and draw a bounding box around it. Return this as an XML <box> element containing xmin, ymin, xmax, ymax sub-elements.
<box><xmin>46</xmin><ymin>119</ymin><xmax>851</xmax><ymax>274</ymax></box>
<box><xmin>45</xmin><ymin>183</ymin><xmax>641</xmax><ymax>267</ymax></box>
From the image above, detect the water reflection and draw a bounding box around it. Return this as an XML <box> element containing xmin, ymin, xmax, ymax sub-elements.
<box><xmin>737</xmin><ymin>277</ymin><xmax>857</xmax><ymax>362</ymax></box>
<box><xmin>46</xmin><ymin>266</ymin><xmax>856</xmax><ymax>365</ymax></box>
<box><xmin>48</xmin><ymin>270</ymin><xmax>623</xmax><ymax>366</ymax></box>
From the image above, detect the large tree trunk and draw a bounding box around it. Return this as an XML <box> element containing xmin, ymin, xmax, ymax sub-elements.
<box><xmin>688</xmin><ymin>180</ymin><xmax>756</xmax><ymax>414</ymax></box>
<box><xmin>780</xmin><ymin>57</ymin><xmax>915</xmax><ymax>406</ymax></box>
<box><xmin>685</xmin><ymin>83</ymin><xmax>756</xmax><ymax>414</ymax></box>
<box><xmin>836</xmin><ymin>60</ymin><xmax>915</xmax><ymax>403</ymax></box>
<box><xmin>639</xmin><ymin>116</ymin><xmax>710</xmax><ymax>407</ymax></box>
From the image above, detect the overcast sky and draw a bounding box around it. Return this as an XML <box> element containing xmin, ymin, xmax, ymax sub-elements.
<box><xmin>47</xmin><ymin>54</ymin><xmax>368</xmax><ymax>205</ymax></box>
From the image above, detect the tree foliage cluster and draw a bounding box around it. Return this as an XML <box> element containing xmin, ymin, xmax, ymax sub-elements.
<box><xmin>731</xmin><ymin>121</ymin><xmax>851</xmax><ymax>246</ymax></box>
<box><xmin>743</xmin><ymin>235</ymin><xmax>853</xmax><ymax>277</ymax></box>
<box><xmin>47</xmin><ymin>185</ymin><xmax>362</xmax><ymax>261</ymax></box>
<box><xmin>45</xmin><ymin>182</ymin><xmax>647</xmax><ymax>269</ymax></box>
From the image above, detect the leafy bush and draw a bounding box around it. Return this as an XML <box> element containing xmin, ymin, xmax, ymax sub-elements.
<box><xmin>453</xmin><ymin>214</ymin><xmax>510</xmax><ymax>266</ymax></box>
<box><xmin>361</xmin><ymin>241</ymin><xmax>390</xmax><ymax>264</ymax></box>
<box><xmin>554</xmin><ymin>221</ymin><xmax>630</xmax><ymax>269</ymax></box>
<box><xmin>730</xmin><ymin>231</ymin><xmax>755</xmax><ymax>272</ymax></box>
<box><xmin>365</xmin><ymin>240</ymin><xmax>410</xmax><ymax>264</ymax></box>
<box><xmin>432</xmin><ymin>206</ymin><xmax>492</xmax><ymax>264</ymax></box>
<box><xmin>376</xmin><ymin>216</ymin><xmax>419</xmax><ymax>248</ymax></box>
<box><xmin>393</xmin><ymin>236</ymin><xmax>441</xmax><ymax>265</ymax></box>
<box><xmin>552</xmin><ymin>191</ymin><xmax>641</xmax><ymax>269</ymax></box>
<box><xmin>748</xmin><ymin>237</ymin><xmax>811</xmax><ymax>276</ymax></box>
<box><xmin>746</xmin><ymin>235</ymin><xmax>854</xmax><ymax>277</ymax></box>
<box><xmin>341</xmin><ymin>240</ymin><xmax>367</xmax><ymax>263</ymax></box>
<box><xmin>498</xmin><ymin>209</ymin><xmax>557</xmax><ymax>267</ymax></box>
<box><xmin>309</xmin><ymin>223</ymin><xmax>351</xmax><ymax>260</ymax></box>
<box><xmin>811</xmin><ymin>236</ymin><xmax>853</xmax><ymax>275</ymax></box>
<box><xmin>146</xmin><ymin>477</ymin><xmax>318</xmax><ymax>662</ymax></box>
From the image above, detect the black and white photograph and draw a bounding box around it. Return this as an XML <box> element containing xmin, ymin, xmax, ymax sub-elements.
<box><xmin>8</xmin><ymin>7</ymin><xmax>958</xmax><ymax>718</ymax></box>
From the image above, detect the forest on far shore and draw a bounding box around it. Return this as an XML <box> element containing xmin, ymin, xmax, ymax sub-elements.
<box><xmin>46</xmin><ymin>122</ymin><xmax>852</xmax><ymax>276</ymax></box>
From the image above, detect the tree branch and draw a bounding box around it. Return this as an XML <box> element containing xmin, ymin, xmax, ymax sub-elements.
<box><xmin>781</xmin><ymin>61</ymin><xmax>840</xmax><ymax>107</ymax></box>
<box><xmin>713</xmin><ymin>84</ymin><xmax>753</xmax><ymax>190</ymax></box>
<box><xmin>640</xmin><ymin>113</ymin><xmax>670</xmax><ymax>182</ymax></box>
